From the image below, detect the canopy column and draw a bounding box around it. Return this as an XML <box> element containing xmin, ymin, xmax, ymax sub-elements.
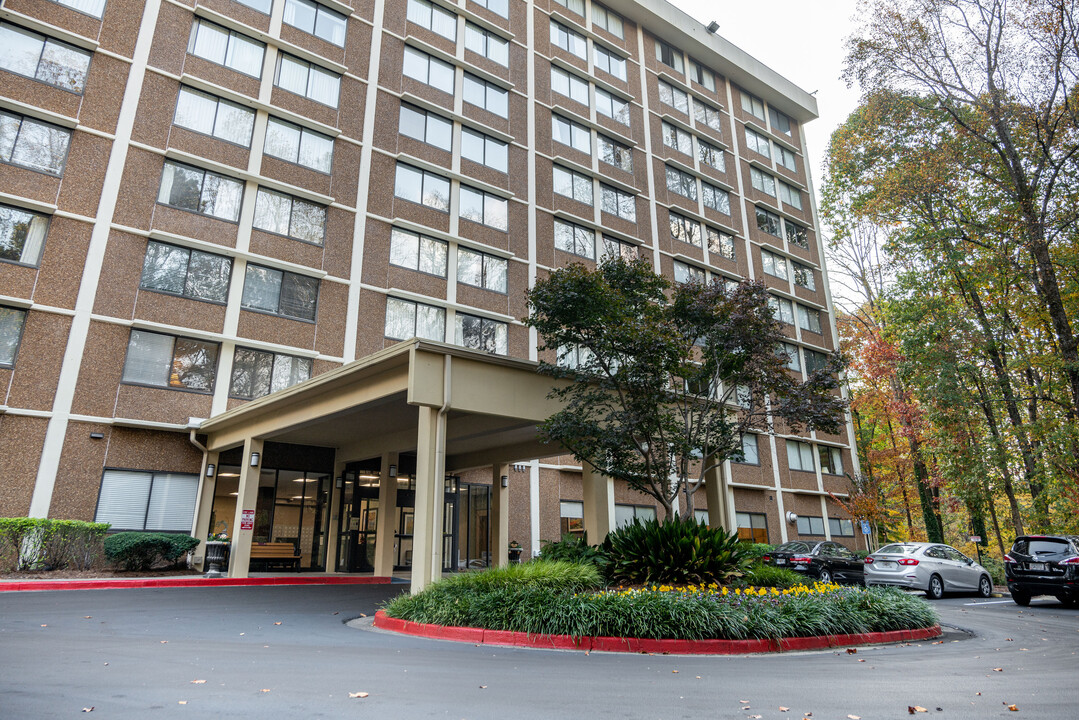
<box><xmin>374</xmin><ymin>451</ymin><xmax>399</xmax><ymax>577</ymax></box>
<box><xmin>703</xmin><ymin>454</ymin><xmax>732</xmax><ymax>532</ymax></box>
<box><xmin>323</xmin><ymin>455</ymin><xmax>350</xmax><ymax>574</ymax></box>
<box><xmin>410</xmin><ymin>406</ymin><xmax>446</xmax><ymax>593</ymax></box>
<box><xmin>581</xmin><ymin>463</ymin><xmax>615</xmax><ymax>544</ymax></box>
<box><xmin>192</xmin><ymin>451</ymin><xmax>219</xmax><ymax>572</ymax></box>
<box><xmin>227</xmin><ymin>437</ymin><xmax>264</xmax><ymax>578</ymax></box>
<box><xmin>490</xmin><ymin>463</ymin><xmax>510</xmax><ymax>567</ymax></box>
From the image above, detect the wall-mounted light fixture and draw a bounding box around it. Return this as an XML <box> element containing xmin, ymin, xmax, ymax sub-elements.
<box><xmin>501</xmin><ymin>475</ymin><xmax>509</xmax><ymax>488</ymax></box>
<box><xmin>206</xmin><ymin>464</ymin><xmax>215</xmax><ymax>478</ymax></box>
<box><xmin>706</xmin><ymin>21</ymin><xmax>719</xmax><ymax>33</ymax></box>
<box><xmin>336</xmin><ymin>476</ymin><xmax>343</xmax><ymax>488</ymax></box>
<box><xmin>89</xmin><ymin>432</ymin><xmax>104</xmax><ymax>440</ymax></box>
<box><xmin>250</xmin><ymin>451</ymin><xmax>260</xmax><ymax>467</ymax></box>
<box><xmin>388</xmin><ymin>464</ymin><xmax>398</xmax><ymax>478</ymax></box>
<box><xmin>786</xmin><ymin>511</ymin><xmax>799</xmax><ymax>524</ymax></box>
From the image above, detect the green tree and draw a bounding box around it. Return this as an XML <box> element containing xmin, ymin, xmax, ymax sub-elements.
<box><xmin>525</xmin><ymin>258</ymin><xmax>848</xmax><ymax>519</ymax></box>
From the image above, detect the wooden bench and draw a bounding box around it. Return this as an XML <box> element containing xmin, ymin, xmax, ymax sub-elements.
<box><xmin>249</xmin><ymin>542</ymin><xmax>301</xmax><ymax>571</ymax></box>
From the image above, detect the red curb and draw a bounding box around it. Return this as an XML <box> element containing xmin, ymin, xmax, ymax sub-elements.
<box><xmin>0</xmin><ymin>576</ymin><xmax>393</xmax><ymax>592</ymax></box>
<box><xmin>371</xmin><ymin>611</ymin><xmax>943</xmax><ymax>655</ymax></box>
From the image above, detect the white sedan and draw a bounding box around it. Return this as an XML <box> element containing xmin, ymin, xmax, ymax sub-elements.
<box><xmin>864</xmin><ymin>542</ymin><xmax>994</xmax><ymax>599</ymax></box>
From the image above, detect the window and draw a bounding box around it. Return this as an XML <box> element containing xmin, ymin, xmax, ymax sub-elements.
<box><xmin>284</xmin><ymin>0</ymin><xmax>347</xmax><ymax>45</ymax></box>
<box><xmin>689</xmin><ymin>59</ymin><xmax>715</xmax><ymax>91</ymax></box>
<box><xmin>654</xmin><ymin>38</ymin><xmax>683</xmax><ymax>72</ymax></box>
<box><xmin>786</xmin><ymin>221</ymin><xmax>809</xmax><ymax>248</ymax></box>
<box><xmin>0</xmin><ymin>306</ymin><xmax>27</xmax><ymax>367</ymax></box>
<box><xmin>694</xmin><ymin>102</ymin><xmax>722</xmax><ymax>132</ymax></box>
<box><xmin>456</xmin><ymin>313</ymin><xmax>507</xmax><ymax>355</ymax></box>
<box><xmin>796</xmin><ymin>515</ymin><xmax>826</xmax><ymax>536</ymax></box>
<box><xmin>0</xmin><ymin>23</ymin><xmax>93</xmax><ymax>93</ymax></box>
<box><xmin>265</xmin><ymin>117</ymin><xmax>334</xmax><ymax>172</ymax></box>
<box><xmin>553</xmin><ymin>165</ymin><xmax>593</xmax><ymax>205</ymax></box>
<box><xmin>744</xmin><ymin>127</ymin><xmax>770</xmax><ymax>158</ymax></box>
<box><xmin>770</xmin><ymin>107</ymin><xmax>792</xmax><ymax>136</ymax></box>
<box><xmin>779</xmin><ymin>181</ymin><xmax>802</xmax><ymax>210</ymax></box>
<box><xmin>275</xmin><ymin>54</ymin><xmax>341</xmax><ymax>107</ymax></box>
<box><xmin>470</xmin><ymin>0</ymin><xmax>508</xmax><ymax>19</ymax></box>
<box><xmin>657</xmin><ymin>80</ymin><xmax>688</xmax><ymax>113</ymax></box>
<box><xmin>394</xmin><ymin>162</ymin><xmax>451</xmax><ymax>211</ymax></box>
<box><xmin>786</xmin><ymin>439</ymin><xmax>815</xmax><ymax>472</ymax></box>
<box><xmin>550</xmin><ymin>20</ymin><xmax>586</xmax><ymax>59</ymax></box>
<box><xmin>698</xmin><ymin>140</ymin><xmax>724</xmax><ymax>171</ymax></box>
<box><xmin>756</xmin><ymin>206</ymin><xmax>781</xmax><ymax>237</ymax></box>
<box><xmin>596</xmin><ymin>88</ymin><xmax>630</xmax><ymax>125</ymax></box>
<box><xmin>760</xmin><ymin>248</ymin><xmax>788</xmax><ymax>281</ymax></box>
<box><xmin>768</xmin><ymin>295</ymin><xmax>794</xmax><ymax>325</ymax></box>
<box><xmin>385</xmin><ymin>296</ymin><xmax>445</xmax><ymax>341</ymax></box>
<box><xmin>398</xmin><ymin>103</ymin><xmax>453</xmax><ymax>152</ymax></box>
<box><xmin>0</xmin><ymin>203</ymin><xmax>48</xmax><ymax>266</ymax></box>
<box><xmin>390</xmin><ymin>227</ymin><xmax>447</xmax><ymax>276</ymax></box>
<box><xmin>798</xmin><ymin>304</ymin><xmax>822</xmax><ymax>334</ymax></box>
<box><xmin>174</xmin><ymin>87</ymin><xmax>254</xmax><ymax>147</ymax></box>
<box><xmin>0</xmin><ymin>111</ymin><xmax>71</xmax><ymax>175</ymax></box>
<box><xmin>463</xmin><ymin>73</ymin><xmax>508</xmax><ymax>117</ymax></box>
<box><xmin>241</xmin><ymin>264</ymin><xmax>319</xmax><ymax>321</ymax></box>
<box><xmin>230</xmin><ymin>347</ymin><xmax>312</xmax><ymax>400</ymax></box>
<box><xmin>552</xmin><ymin>115</ymin><xmax>591</xmax><ymax>154</ymax></box>
<box><xmin>741</xmin><ymin>90</ymin><xmax>765</xmax><ymax>120</ymax></box>
<box><xmin>593</xmin><ymin>45</ymin><xmax>626</xmax><ymax>81</ymax></box>
<box><xmin>461</xmin><ymin>127</ymin><xmax>508</xmax><ymax>172</ymax></box>
<box><xmin>694</xmin><ymin>509</ymin><xmax>710</xmax><ymax>524</ymax></box>
<box><xmin>554</xmin><ymin>218</ymin><xmax>595</xmax><ymax>259</ymax></box>
<box><xmin>140</xmin><ymin>241</ymin><xmax>231</xmax><ymax>303</ymax></box>
<box><xmin>600</xmin><ymin>185</ymin><xmax>635</xmax><ymax>221</ymax></box>
<box><xmin>736</xmin><ymin>511</ymin><xmax>768</xmax><ymax>543</ymax></box>
<box><xmin>236</xmin><ymin>0</ymin><xmax>272</xmax><ymax>13</ymax></box>
<box><xmin>804</xmin><ymin>348</ymin><xmax>829</xmax><ymax>375</ymax></box>
<box><xmin>188</xmin><ymin>19</ymin><xmax>264</xmax><ymax>77</ymax></box>
<box><xmin>702</xmin><ymin>183</ymin><xmax>730</xmax><ymax>214</ymax></box>
<box><xmin>616</xmin><ymin>504</ymin><xmax>657</xmax><ymax>528</ymax></box>
<box><xmin>551</xmin><ymin>64</ymin><xmax>588</xmax><ymax>105</ymax></box>
<box><xmin>707</xmin><ymin>226</ymin><xmax>734</xmax><ymax>260</ymax></box>
<box><xmin>560</xmin><ymin>500</ymin><xmax>584</xmax><ymax>535</ymax></box>
<box><xmin>778</xmin><ymin>341</ymin><xmax>801</xmax><ymax>372</ymax></box>
<box><xmin>253</xmin><ymin>188</ymin><xmax>326</xmax><ymax>245</ymax></box>
<box><xmin>95</xmin><ymin>470</ymin><xmax>199</xmax><ymax>532</ymax></box>
<box><xmin>600</xmin><ymin>236</ymin><xmax>636</xmax><ymax>261</ymax></box>
<box><xmin>661</xmin><ymin>121</ymin><xmax>692</xmax><ymax>155</ymax></box>
<box><xmin>669</xmin><ymin>212</ymin><xmax>701</xmax><ymax>247</ymax></box>
<box><xmin>735</xmin><ymin>434</ymin><xmax>759</xmax><ymax>465</ymax></box>
<box><xmin>465</xmin><ymin>22</ymin><xmax>509</xmax><ymax>65</ymax></box>
<box><xmin>829</xmin><ymin>517</ymin><xmax>855</xmax><ymax>537</ymax></box>
<box><xmin>122</xmin><ymin>329</ymin><xmax>218</xmax><ymax>391</ymax></box>
<box><xmin>665</xmin><ymin>165</ymin><xmax>696</xmax><ymax>200</ymax></box>
<box><xmin>552</xmin><ymin>0</ymin><xmax>584</xmax><ymax>15</ymax></box>
<box><xmin>777</xmin><ymin>145</ymin><xmax>797</xmax><ymax>171</ymax></box>
<box><xmin>53</xmin><ymin>0</ymin><xmax>107</xmax><ymax>18</ymax></box>
<box><xmin>750</xmin><ymin>167</ymin><xmax>776</xmax><ymax>197</ymax></box>
<box><xmin>793</xmin><ymin>262</ymin><xmax>816</xmax><ymax>291</ymax></box>
<box><xmin>593</xmin><ymin>4</ymin><xmax>623</xmax><ymax>38</ymax></box>
<box><xmin>407</xmin><ymin>0</ymin><xmax>457</xmax><ymax>41</ymax></box>
<box><xmin>458</xmin><ymin>247</ymin><xmax>507</xmax><ymax>292</ymax></box>
<box><xmin>157</xmin><ymin>160</ymin><xmax>243</xmax><ymax>222</ymax></box>
<box><xmin>819</xmin><ymin>446</ymin><xmax>844</xmax><ymax>475</ymax></box>
<box><xmin>673</xmin><ymin>260</ymin><xmax>704</xmax><ymax>284</ymax></box>
<box><xmin>557</xmin><ymin>342</ymin><xmax>593</xmax><ymax>370</ymax></box>
<box><xmin>402</xmin><ymin>46</ymin><xmax>455</xmax><ymax>94</ymax></box>
<box><xmin>598</xmin><ymin>136</ymin><xmax>632</xmax><ymax>172</ymax></box>
<box><xmin>459</xmin><ymin>185</ymin><xmax>508</xmax><ymax>230</ymax></box>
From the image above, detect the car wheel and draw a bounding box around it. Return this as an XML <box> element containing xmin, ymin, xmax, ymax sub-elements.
<box><xmin>978</xmin><ymin>575</ymin><xmax>993</xmax><ymax>598</ymax></box>
<box><xmin>926</xmin><ymin>574</ymin><xmax>944</xmax><ymax>600</ymax></box>
<box><xmin>1055</xmin><ymin>594</ymin><xmax>1078</xmax><ymax>607</ymax></box>
<box><xmin>1012</xmin><ymin>592</ymin><xmax>1031</xmax><ymax>607</ymax></box>
<box><xmin>818</xmin><ymin>568</ymin><xmax>833</xmax><ymax>584</ymax></box>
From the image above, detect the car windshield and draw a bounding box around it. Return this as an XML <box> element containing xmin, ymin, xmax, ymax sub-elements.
<box><xmin>876</xmin><ymin>544</ymin><xmax>913</xmax><ymax>554</ymax></box>
<box><xmin>774</xmin><ymin>542</ymin><xmax>811</xmax><ymax>553</ymax></box>
<box><xmin>1015</xmin><ymin>538</ymin><xmax>1073</xmax><ymax>555</ymax></box>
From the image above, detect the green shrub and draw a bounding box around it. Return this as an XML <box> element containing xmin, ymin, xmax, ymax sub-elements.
<box><xmin>601</xmin><ymin>517</ymin><xmax>750</xmax><ymax>585</ymax></box>
<box><xmin>539</xmin><ymin>533</ymin><xmax>605</xmax><ymax>566</ymax></box>
<box><xmin>104</xmin><ymin>532</ymin><xmax>200</xmax><ymax>571</ymax></box>
<box><xmin>980</xmin><ymin>555</ymin><xmax>1005</xmax><ymax>585</ymax></box>
<box><xmin>737</xmin><ymin>564</ymin><xmax>807</xmax><ymax>589</ymax></box>
<box><xmin>740</xmin><ymin>543</ymin><xmax>776</xmax><ymax>561</ymax></box>
<box><xmin>0</xmin><ymin>518</ymin><xmax>111</xmax><ymax>571</ymax></box>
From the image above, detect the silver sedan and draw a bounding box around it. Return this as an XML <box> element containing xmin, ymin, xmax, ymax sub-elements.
<box><xmin>864</xmin><ymin>542</ymin><xmax>994</xmax><ymax>599</ymax></box>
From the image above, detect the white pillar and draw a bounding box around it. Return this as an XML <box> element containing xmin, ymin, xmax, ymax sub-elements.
<box><xmin>228</xmin><ymin>438</ymin><xmax>263</xmax><ymax>578</ymax></box>
<box><xmin>581</xmin><ymin>463</ymin><xmax>615</xmax><ymax>544</ymax></box>
<box><xmin>192</xmin><ymin>451</ymin><xmax>220</xmax><ymax>571</ymax></box>
<box><xmin>490</xmin><ymin>464</ymin><xmax>510</xmax><ymax>567</ymax></box>
<box><xmin>374</xmin><ymin>451</ymin><xmax>399</xmax><ymax>577</ymax></box>
<box><xmin>410</xmin><ymin>407</ymin><xmax>446</xmax><ymax>593</ymax></box>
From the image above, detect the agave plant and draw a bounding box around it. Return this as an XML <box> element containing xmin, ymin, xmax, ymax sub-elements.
<box><xmin>601</xmin><ymin>516</ymin><xmax>750</xmax><ymax>585</ymax></box>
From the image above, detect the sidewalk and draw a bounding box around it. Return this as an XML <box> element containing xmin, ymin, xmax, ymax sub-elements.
<box><xmin>0</xmin><ymin>572</ymin><xmax>407</xmax><ymax>592</ymax></box>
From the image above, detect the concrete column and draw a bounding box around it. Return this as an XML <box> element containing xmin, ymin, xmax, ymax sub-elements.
<box><xmin>374</xmin><ymin>451</ymin><xmax>399</xmax><ymax>577</ymax></box>
<box><xmin>581</xmin><ymin>463</ymin><xmax>615</xmax><ymax>544</ymax></box>
<box><xmin>703</xmin><ymin>454</ymin><xmax>730</xmax><ymax>533</ymax></box>
<box><xmin>411</xmin><ymin>406</ymin><xmax>446</xmax><ymax>594</ymax></box>
<box><xmin>323</xmin><ymin>455</ymin><xmax>349</xmax><ymax>574</ymax></box>
<box><xmin>227</xmin><ymin>437</ymin><xmax>264</xmax><ymax>578</ymax></box>
<box><xmin>192</xmin><ymin>451</ymin><xmax>220</xmax><ymax>571</ymax></box>
<box><xmin>490</xmin><ymin>464</ymin><xmax>510</xmax><ymax>567</ymax></box>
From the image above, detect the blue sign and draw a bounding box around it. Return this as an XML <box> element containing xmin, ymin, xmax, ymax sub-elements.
<box><xmin>860</xmin><ymin>520</ymin><xmax>871</xmax><ymax>535</ymax></box>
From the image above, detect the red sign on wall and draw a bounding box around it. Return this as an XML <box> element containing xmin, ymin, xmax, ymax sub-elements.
<box><xmin>240</xmin><ymin>509</ymin><xmax>255</xmax><ymax>531</ymax></box>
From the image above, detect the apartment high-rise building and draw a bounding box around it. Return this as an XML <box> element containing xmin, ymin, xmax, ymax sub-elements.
<box><xmin>0</xmin><ymin>0</ymin><xmax>862</xmax><ymax>580</ymax></box>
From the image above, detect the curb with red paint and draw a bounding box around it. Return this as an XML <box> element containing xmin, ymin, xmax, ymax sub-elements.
<box><xmin>371</xmin><ymin>610</ymin><xmax>942</xmax><ymax>655</ymax></box>
<box><xmin>0</xmin><ymin>576</ymin><xmax>393</xmax><ymax>592</ymax></box>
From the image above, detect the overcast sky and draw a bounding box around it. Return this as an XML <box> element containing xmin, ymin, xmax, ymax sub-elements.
<box><xmin>667</xmin><ymin>0</ymin><xmax>863</xmax><ymax>197</ymax></box>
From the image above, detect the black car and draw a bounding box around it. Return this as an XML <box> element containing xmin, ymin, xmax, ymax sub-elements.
<box><xmin>1004</xmin><ymin>535</ymin><xmax>1079</xmax><ymax>606</ymax></box>
<box><xmin>762</xmin><ymin>541</ymin><xmax>864</xmax><ymax>584</ymax></box>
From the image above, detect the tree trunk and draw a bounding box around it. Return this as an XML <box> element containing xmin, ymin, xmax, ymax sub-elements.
<box><xmin>971</xmin><ymin>372</ymin><xmax>1025</xmax><ymax>536</ymax></box>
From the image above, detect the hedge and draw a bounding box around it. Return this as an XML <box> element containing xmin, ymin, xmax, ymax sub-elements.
<box><xmin>103</xmin><ymin>532</ymin><xmax>201</xmax><ymax>571</ymax></box>
<box><xmin>0</xmin><ymin>518</ymin><xmax>111</xmax><ymax>572</ymax></box>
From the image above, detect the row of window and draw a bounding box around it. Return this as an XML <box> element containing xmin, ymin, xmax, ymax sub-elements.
<box><xmin>551</xmin><ymin>64</ymin><xmax>631</xmax><ymax>126</ymax></box>
<box><xmin>777</xmin><ymin>342</ymin><xmax>832</xmax><ymax>376</ymax></box>
<box><xmin>404</xmin><ymin>46</ymin><xmax>509</xmax><ymax>117</ymax></box>
<box><xmin>400</xmin><ymin>103</ymin><xmax>510</xmax><ymax>174</ymax></box>
<box><xmin>661</xmin><ymin>121</ymin><xmax>725</xmax><ymax>172</ymax></box>
<box><xmin>744</xmin><ymin>125</ymin><xmax>797</xmax><ymax>172</ymax></box>
<box><xmin>393</xmin><ymin>162</ymin><xmax>510</xmax><ymax>231</ymax></box>
<box><xmin>389</xmin><ymin>227</ymin><xmax>508</xmax><ymax>293</ymax></box>
<box><xmin>552</xmin><ymin>165</ymin><xmax>636</xmax><ymax>221</ymax></box>
<box><xmin>787</xmin><ymin>440</ymin><xmax>844</xmax><ymax>475</ymax></box>
<box><xmin>385</xmin><ymin>297</ymin><xmax>509</xmax><ymax>355</ymax></box>
<box><xmin>552</xmin><ymin>0</ymin><xmax>625</xmax><ymax>40</ymax></box>
<box><xmin>553</xmin><ymin>218</ymin><xmax>635</xmax><ymax>262</ymax></box>
<box><xmin>552</xmin><ymin>115</ymin><xmax>633</xmax><ymax>175</ymax></box>
<box><xmin>756</xmin><ymin>206</ymin><xmax>810</xmax><ymax>249</ymax></box>
<box><xmin>750</xmin><ymin>167</ymin><xmax>802</xmax><ymax>211</ymax></box>
<box><xmin>741</xmin><ymin>89</ymin><xmax>794</xmax><ymax>139</ymax></box>
<box><xmin>667</xmin><ymin>212</ymin><xmax>735</xmax><ymax>259</ymax></box>
<box><xmin>761</xmin><ymin>248</ymin><xmax>816</xmax><ymax>290</ymax></box>
<box><xmin>664</xmin><ymin>164</ymin><xmax>731</xmax><ymax>214</ymax></box>
<box><xmin>657</xmin><ymin>79</ymin><xmax>723</xmax><ymax>134</ymax></box>
<box><xmin>767</xmin><ymin>295</ymin><xmax>824</xmax><ymax>334</ymax></box>
<box><xmin>654</xmin><ymin>37</ymin><xmax>719</xmax><ymax>97</ymax></box>
<box><xmin>550</xmin><ymin>19</ymin><xmax>627</xmax><ymax>82</ymax></box>
<box><xmin>408</xmin><ymin>0</ymin><xmax>510</xmax><ymax>66</ymax></box>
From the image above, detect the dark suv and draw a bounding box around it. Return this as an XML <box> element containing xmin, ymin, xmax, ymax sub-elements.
<box><xmin>1004</xmin><ymin>535</ymin><xmax>1079</xmax><ymax>606</ymax></box>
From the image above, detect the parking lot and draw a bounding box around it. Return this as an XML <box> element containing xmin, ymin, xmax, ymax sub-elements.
<box><xmin>1</xmin><ymin>585</ymin><xmax>1075</xmax><ymax>719</ymax></box>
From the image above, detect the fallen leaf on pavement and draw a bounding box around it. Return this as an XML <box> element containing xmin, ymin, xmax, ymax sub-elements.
<box><xmin>273</xmin><ymin>622</ymin><xmax>282</xmax><ymax>626</ymax></box>
<box><xmin>749</xmin><ymin>715</ymin><xmax>762</xmax><ymax>719</ymax></box>
<box><xmin>260</xmin><ymin>689</ymin><xmax>270</xmax><ymax>693</ymax></box>
<box><xmin>976</xmin><ymin>693</ymin><xmax>981</xmax><ymax>696</ymax></box>
<box><xmin>695</xmin><ymin>676</ymin><xmax>701</xmax><ymax>679</ymax></box>
<box><xmin>41</xmin><ymin>625</ymin><xmax>47</xmax><ymax>628</ymax></box>
<box><xmin>848</xmin><ymin>715</ymin><xmax>861</xmax><ymax>719</ymax></box>
<box><xmin>993</xmin><ymin>668</ymin><xmax>1003</xmax><ymax>672</ymax></box>
<box><xmin>348</xmin><ymin>692</ymin><xmax>369</xmax><ymax>698</ymax></box>
<box><xmin>672</xmin><ymin>670</ymin><xmax>679</xmax><ymax>673</ymax></box>
<box><xmin>159</xmin><ymin>641</ymin><xmax>167</xmax><ymax>644</ymax></box>
<box><xmin>846</xmin><ymin>648</ymin><xmax>857</xmax><ymax>654</ymax></box>
<box><xmin>81</xmin><ymin>707</ymin><xmax>94</xmax><ymax>712</ymax></box>
<box><xmin>479</xmin><ymin>686</ymin><xmax>487</xmax><ymax>689</ymax></box>
<box><xmin>779</xmin><ymin>708</ymin><xmax>789</xmax><ymax>712</ymax></box>
<box><xmin>1007</xmin><ymin>705</ymin><xmax>1018</xmax><ymax>712</ymax></box>
<box><xmin>859</xmin><ymin>659</ymin><xmax>866</xmax><ymax>662</ymax></box>
<box><xmin>83</xmin><ymin>616</ymin><xmax>92</xmax><ymax>619</ymax></box>
<box><xmin>359</xmin><ymin>613</ymin><xmax>367</xmax><ymax>617</ymax></box>
<box><xmin>908</xmin><ymin>706</ymin><xmax>927</xmax><ymax>714</ymax></box>
<box><xmin>190</xmin><ymin>680</ymin><xmax>205</xmax><ymax>684</ymax></box>
<box><xmin>178</xmin><ymin>701</ymin><xmax>187</xmax><ymax>705</ymax></box>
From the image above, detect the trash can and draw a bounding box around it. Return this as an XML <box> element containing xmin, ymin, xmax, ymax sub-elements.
<box><xmin>508</xmin><ymin>544</ymin><xmax>523</xmax><ymax>564</ymax></box>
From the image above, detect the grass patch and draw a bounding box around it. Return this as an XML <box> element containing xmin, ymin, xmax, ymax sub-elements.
<box><xmin>735</xmin><ymin>564</ymin><xmax>808</xmax><ymax>589</ymax></box>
